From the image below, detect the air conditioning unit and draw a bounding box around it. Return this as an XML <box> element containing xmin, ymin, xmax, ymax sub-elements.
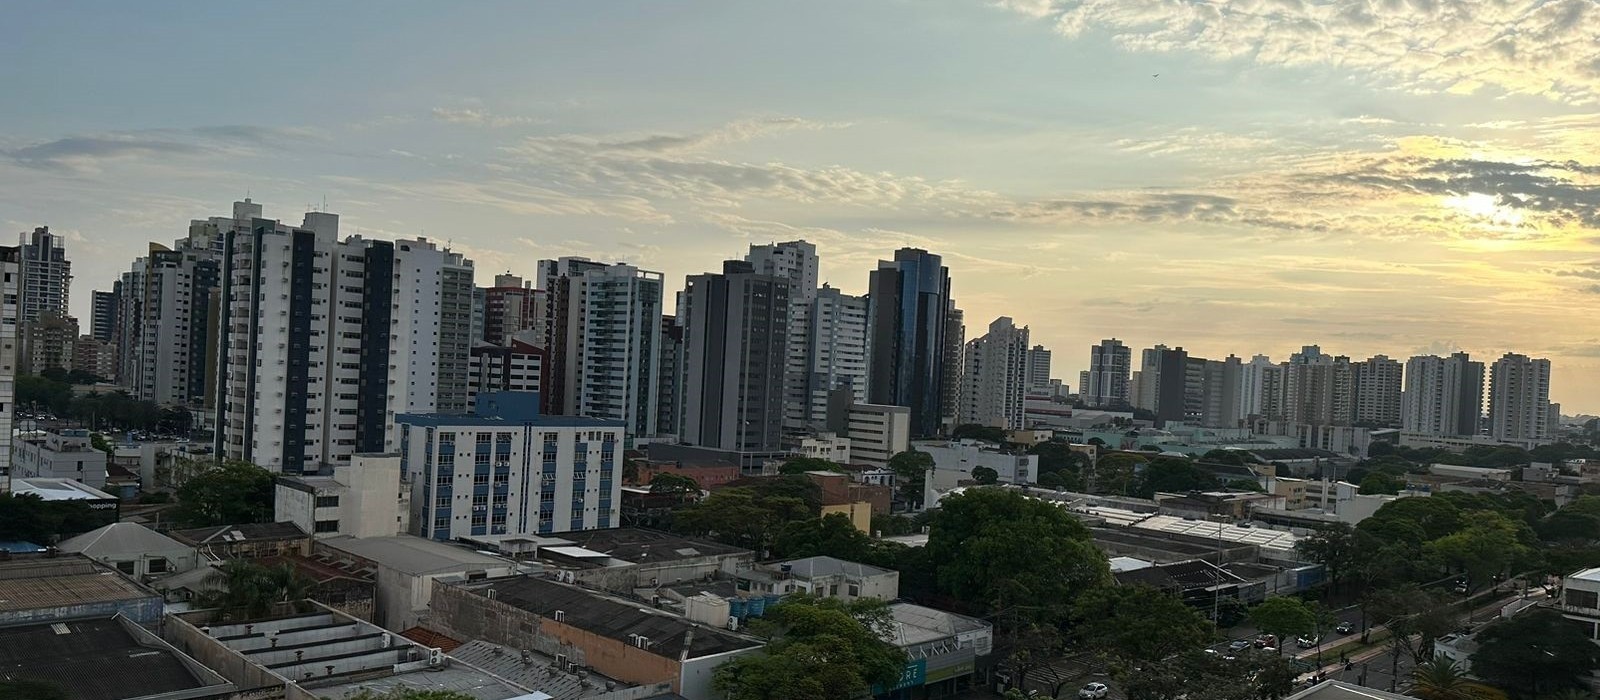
<box><xmin>727</xmin><ymin>616</ymin><xmax>740</xmax><ymax>631</ymax></box>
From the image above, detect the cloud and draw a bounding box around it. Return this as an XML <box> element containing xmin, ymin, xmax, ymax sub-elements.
<box><xmin>995</xmin><ymin>0</ymin><xmax>1600</xmax><ymax>104</ymax></box>
<box><xmin>430</xmin><ymin>107</ymin><xmax>545</xmax><ymax>128</ymax></box>
<box><xmin>4</xmin><ymin>126</ymin><xmax>320</xmax><ymax>174</ymax></box>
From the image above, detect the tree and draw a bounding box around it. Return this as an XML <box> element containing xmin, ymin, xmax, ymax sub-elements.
<box><xmin>772</xmin><ymin>513</ymin><xmax>884</xmax><ymax>563</ymax></box>
<box><xmin>1412</xmin><ymin>657</ymin><xmax>1507</xmax><ymax>700</ymax></box>
<box><xmin>888</xmin><ymin>450</ymin><xmax>934</xmax><ymax>509</ymax></box>
<box><xmin>1202</xmin><ymin>449</ymin><xmax>1248</xmax><ymax>466</ymax></box>
<box><xmin>1090</xmin><ymin>453</ymin><xmax>1145</xmax><ymax>495</ymax></box>
<box><xmin>1121</xmin><ymin>649</ymin><xmax>1296</xmax><ymax>700</ymax></box>
<box><xmin>0</xmin><ymin>681</ymin><xmax>70</xmax><ymax>700</ymax></box>
<box><xmin>926</xmin><ymin>488</ymin><xmax>1109</xmax><ymax>611</ymax></box>
<box><xmin>952</xmin><ymin>423</ymin><xmax>1009</xmax><ymax>443</ymax></box>
<box><xmin>778</xmin><ymin>457</ymin><xmax>838</xmax><ymax>475</ymax></box>
<box><xmin>1425</xmin><ymin>512</ymin><xmax>1529</xmax><ymax>592</ymax></box>
<box><xmin>1069</xmin><ymin>585</ymin><xmax>1211</xmax><ymax>663</ymax></box>
<box><xmin>648</xmin><ymin>472</ymin><xmax>700</xmax><ymax>495</ymax></box>
<box><xmin>1298</xmin><ymin>522</ymin><xmax>1361</xmax><ymax>593</ymax></box>
<box><xmin>197</xmin><ymin>560</ymin><xmax>312</xmax><ymax>619</ymax></box>
<box><xmin>1359</xmin><ymin>496</ymin><xmax>1465</xmax><ymax>544</ymax></box>
<box><xmin>1131</xmin><ymin>456</ymin><xmax>1218</xmax><ymax>498</ymax></box>
<box><xmin>1248</xmin><ymin>597</ymin><xmax>1315</xmax><ymax>654</ymax></box>
<box><xmin>1367</xmin><ymin>586</ymin><xmax>1457</xmax><ymax>664</ymax></box>
<box><xmin>1471</xmin><ymin>610</ymin><xmax>1600</xmax><ymax>698</ymax></box>
<box><xmin>672</xmin><ymin>477</ymin><xmax>820</xmax><ymax>552</ymax></box>
<box><xmin>1359</xmin><ymin>472</ymin><xmax>1404</xmax><ymax>495</ymax></box>
<box><xmin>970</xmin><ymin>466</ymin><xmax>999</xmax><ymax>484</ymax></box>
<box><xmin>170</xmin><ymin>461</ymin><xmax>275</xmax><ymax>528</ymax></box>
<box><xmin>90</xmin><ymin>432</ymin><xmax>115</xmax><ymax>456</ymax></box>
<box><xmin>1228</xmin><ymin>478</ymin><xmax>1265</xmax><ymax>492</ymax></box>
<box><xmin>713</xmin><ymin>596</ymin><xmax>906</xmax><ymax>700</ymax></box>
<box><xmin>0</xmin><ymin>492</ymin><xmax>114</xmax><ymax>544</ymax></box>
<box><xmin>1031</xmin><ymin>441</ymin><xmax>1089</xmax><ymax>491</ymax></box>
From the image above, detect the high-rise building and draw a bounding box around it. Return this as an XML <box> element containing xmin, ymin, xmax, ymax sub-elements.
<box><xmin>18</xmin><ymin>226</ymin><xmax>70</xmax><ymax>324</ymax></box>
<box><xmin>213</xmin><ymin>202</ymin><xmax>475</xmax><ymax>473</ymax></box>
<box><xmin>1488</xmin><ymin>352</ymin><xmax>1552</xmax><ymax>442</ymax></box>
<box><xmin>958</xmin><ymin>317</ymin><xmax>1030</xmax><ymax>429</ymax></box>
<box><xmin>795</xmin><ymin>285</ymin><xmax>868</xmax><ymax>432</ymax></box>
<box><xmin>1237</xmin><ymin>354</ymin><xmax>1283</xmax><ymax>420</ymax></box>
<box><xmin>656</xmin><ymin>315</ymin><xmax>685</xmax><ymax>438</ymax></box>
<box><xmin>1134</xmin><ymin>345</ymin><xmax>1168</xmax><ymax>411</ymax></box>
<box><xmin>1078</xmin><ymin>370</ymin><xmax>1090</xmax><ymax>401</ymax></box>
<box><xmin>941</xmin><ymin>305</ymin><xmax>965</xmax><ymax>433</ymax></box>
<box><xmin>0</xmin><ymin>246</ymin><xmax>19</xmax><ymax>492</ymax></box>
<box><xmin>90</xmin><ymin>290</ymin><xmax>117</xmax><ymax>343</ymax></box>
<box><xmin>399</xmin><ymin>392</ymin><xmax>625</xmax><ymax>539</ymax></box>
<box><xmin>867</xmin><ymin>249</ymin><xmax>952</xmax><ymax>438</ymax></box>
<box><xmin>1353</xmin><ymin>355</ymin><xmax>1403</xmax><ymax>426</ymax></box>
<box><xmin>122</xmin><ymin>226</ymin><xmax>223</xmax><ymax>407</ymax></box>
<box><xmin>680</xmin><ymin>260</ymin><xmax>791</xmax><ymax>452</ymax></box>
<box><xmin>1401</xmin><ymin>352</ymin><xmax>1483</xmax><ymax>436</ymax></box>
<box><xmin>1199</xmin><ymin>355</ymin><xmax>1243</xmax><ymax>428</ymax></box>
<box><xmin>1026</xmin><ymin>345</ymin><xmax>1051</xmax><ymax>393</ymax></box>
<box><xmin>1141</xmin><ymin>345</ymin><xmax>1189</xmax><ymax>425</ymax></box>
<box><xmin>744</xmin><ymin>240</ymin><xmax>819</xmax><ymax>434</ymax></box>
<box><xmin>546</xmin><ymin>261</ymin><xmax>664</xmax><ymax>440</ymax></box>
<box><xmin>536</xmin><ymin>256</ymin><xmax>608</xmax><ymax>352</ymax></box>
<box><xmin>467</xmin><ymin>339</ymin><xmax>546</xmax><ymax>406</ymax></box>
<box><xmin>72</xmin><ymin>335</ymin><xmax>116</xmax><ymax>382</ymax></box>
<box><xmin>482</xmin><ymin>273</ymin><xmax>545</xmax><ymax>347</ymax></box>
<box><xmin>1085</xmin><ymin>338</ymin><xmax>1131</xmax><ymax>408</ymax></box>
<box><xmin>1281</xmin><ymin>346</ymin><xmax>1354</xmax><ymax>427</ymax></box>
<box><xmin>23</xmin><ymin>312</ymin><xmax>77</xmax><ymax>374</ymax></box>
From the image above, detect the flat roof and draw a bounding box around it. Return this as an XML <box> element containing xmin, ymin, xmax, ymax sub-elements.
<box><xmin>1133</xmin><ymin>515</ymin><xmax>1301</xmax><ymax>551</ymax></box>
<box><xmin>304</xmin><ymin>663</ymin><xmax>534</xmax><ymax>700</ymax></box>
<box><xmin>397</xmin><ymin>412</ymin><xmax>622</xmax><ymax>429</ymax></box>
<box><xmin>450</xmin><ymin>639</ymin><xmax>640</xmax><ymax>700</ymax></box>
<box><xmin>321</xmin><ymin>535</ymin><xmax>513</xmax><ymax>575</ymax></box>
<box><xmin>540</xmin><ymin>528</ymin><xmax>749</xmax><ymax>565</ymax></box>
<box><xmin>0</xmin><ymin>557</ymin><xmax>157</xmax><ymax>614</ymax></box>
<box><xmin>1286</xmin><ymin>680</ymin><xmax>1415</xmax><ymax>700</ymax></box>
<box><xmin>170</xmin><ymin>521</ymin><xmax>308</xmax><ymax>545</ymax></box>
<box><xmin>0</xmin><ymin>617</ymin><xmax>229</xmax><ymax>700</ymax></box>
<box><xmin>774</xmin><ymin>555</ymin><xmax>894</xmax><ymax>579</ymax></box>
<box><xmin>476</xmin><ymin>577</ymin><xmax>764</xmax><ymax>659</ymax></box>
<box><xmin>11</xmin><ymin>477</ymin><xmax>117</xmax><ymax>501</ymax></box>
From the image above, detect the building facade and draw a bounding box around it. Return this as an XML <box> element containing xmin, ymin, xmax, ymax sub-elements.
<box><xmin>957</xmin><ymin>317</ymin><xmax>1030</xmax><ymax>430</ymax></box>
<box><xmin>466</xmin><ymin>339</ymin><xmax>546</xmax><ymax>406</ymax></box>
<box><xmin>867</xmin><ymin>248</ymin><xmax>952</xmax><ymax>438</ymax></box>
<box><xmin>1085</xmin><ymin>338</ymin><xmax>1131</xmax><ymax>408</ymax></box>
<box><xmin>1488</xmin><ymin>352</ymin><xmax>1552</xmax><ymax>443</ymax></box>
<box><xmin>1026</xmin><ymin>344</ymin><xmax>1052</xmax><ymax>393</ymax></box>
<box><xmin>90</xmin><ymin>289</ymin><xmax>117</xmax><ymax>343</ymax></box>
<box><xmin>481</xmin><ymin>273</ymin><xmax>545</xmax><ymax>347</ymax></box>
<box><xmin>1401</xmin><ymin>352</ymin><xmax>1484</xmax><ymax>436</ymax></box>
<box><xmin>0</xmin><ymin>246</ymin><xmax>19</xmax><ymax>491</ymax></box>
<box><xmin>547</xmin><ymin>262</ymin><xmax>663</xmax><ymax>440</ymax></box>
<box><xmin>18</xmin><ymin>226</ymin><xmax>70</xmax><ymax>324</ymax></box>
<box><xmin>399</xmin><ymin>392</ymin><xmax>625</xmax><ymax>539</ymax></box>
<box><xmin>13</xmin><ymin>428</ymin><xmax>108</xmax><ymax>489</ymax></box>
<box><xmin>794</xmin><ymin>286</ymin><xmax>868</xmax><ymax>433</ymax></box>
<box><xmin>845</xmin><ymin>403</ymin><xmax>911</xmax><ymax>467</ymax></box>
<box><xmin>274</xmin><ymin>453</ymin><xmax>408</xmax><ymax>538</ymax></box>
<box><xmin>745</xmin><ymin>240</ymin><xmax>819</xmax><ymax>434</ymax></box>
<box><xmin>1353</xmin><ymin>354</ymin><xmax>1403</xmax><ymax>427</ymax></box>
<box><xmin>680</xmin><ymin>260</ymin><xmax>791</xmax><ymax>452</ymax></box>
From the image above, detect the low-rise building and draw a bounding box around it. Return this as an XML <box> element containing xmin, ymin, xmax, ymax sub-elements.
<box><xmin>9</xmin><ymin>477</ymin><xmax>120</xmax><ymax>524</ymax></box>
<box><xmin>736</xmin><ymin>555</ymin><xmax>900</xmax><ymax>602</ymax></box>
<box><xmin>274</xmin><ymin>452</ymin><xmax>408</xmax><ymax>538</ymax></box>
<box><xmin>879</xmin><ymin>603</ymin><xmax>994</xmax><ymax>697</ymax></box>
<box><xmin>795</xmin><ymin>432</ymin><xmax>851</xmax><ymax>464</ymax></box>
<box><xmin>0</xmin><ymin>555</ymin><xmax>165</xmax><ymax>626</ymax></box>
<box><xmin>57</xmin><ymin>522</ymin><xmax>198</xmax><ymax>581</ymax></box>
<box><xmin>11</xmin><ymin>428</ymin><xmax>108</xmax><ymax>488</ymax></box>
<box><xmin>170</xmin><ymin>521</ymin><xmax>312</xmax><ymax>561</ymax></box>
<box><xmin>317</xmin><ymin>534</ymin><xmax>525</xmax><ymax>631</ymax></box>
<box><xmin>629</xmin><ymin>457</ymin><xmax>740</xmax><ymax>491</ymax></box>
<box><xmin>430</xmin><ymin>575</ymin><xmax>766</xmax><ymax>700</ymax></box>
<box><xmin>845</xmin><ymin>403</ymin><xmax>911</xmax><ymax>467</ymax></box>
<box><xmin>916</xmin><ymin>439</ymin><xmax>1038</xmax><ymax>489</ymax></box>
<box><xmin>1</xmin><ymin>616</ymin><xmax>235</xmax><ymax>700</ymax></box>
<box><xmin>1154</xmin><ymin>490</ymin><xmax>1286</xmax><ymax>521</ymax></box>
<box><xmin>462</xmin><ymin>527</ymin><xmax>754</xmax><ymax>596</ymax></box>
<box><xmin>1560</xmin><ymin>565</ymin><xmax>1600</xmax><ymax>642</ymax></box>
<box><xmin>1400</xmin><ymin>432</ymin><xmax>1550</xmax><ymax>452</ymax></box>
<box><xmin>1429</xmin><ymin>463</ymin><xmax>1514</xmax><ymax>482</ymax></box>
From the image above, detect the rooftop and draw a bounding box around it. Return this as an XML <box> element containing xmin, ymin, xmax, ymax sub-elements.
<box><xmin>0</xmin><ymin>556</ymin><xmax>158</xmax><ymax>614</ymax></box>
<box><xmin>473</xmin><ymin>576</ymin><xmax>764</xmax><ymax>659</ymax></box>
<box><xmin>11</xmin><ymin>477</ymin><xmax>117</xmax><ymax>501</ymax></box>
<box><xmin>1285</xmin><ymin>680</ymin><xmax>1415</xmax><ymax>700</ymax></box>
<box><xmin>1248</xmin><ymin>448</ymin><xmax>1345</xmax><ymax>461</ymax></box>
<box><xmin>1132</xmin><ymin>515</ymin><xmax>1302</xmax><ymax>551</ymax></box>
<box><xmin>0</xmin><ymin>616</ymin><xmax>232</xmax><ymax>700</ymax></box>
<box><xmin>450</xmin><ymin>639</ymin><xmax>648</xmax><ymax>700</ymax></box>
<box><xmin>320</xmin><ymin>535</ymin><xmax>515</xmax><ymax>575</ymax></box>
<box><xmin>882</xmin><ymin>603</ymin><xmax>991</xmax><ymax>650</ymax></box>
<box><xmin>58</xmin><ymin>522</ymin><xmax>192</xmax><ymax>558</ymax></box>
<box><xmin>398</xmin><ymin>391</ymin><xmax>623</xmax><ymax>429</ymax></box>
<box><xmin>1569</xmin><ymin>566</ymin><xmax>1600</xmax><ymax>584</ymax></box>
<box><xmin>535</xmin><ymin>528</ymin><xmax>749</xmax><ymax>567</ymax></box>
<box><xmin>772</xmin><ymin>555</ymin><xmax>894</xmax><ymax>579</ymax></box>
<box><xmin>169</xmin><ymin>521</ymin><xmax>309</xmax><ymax>546</ymax></box>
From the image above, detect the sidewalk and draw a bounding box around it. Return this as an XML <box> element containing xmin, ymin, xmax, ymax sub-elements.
<box><xmin>1297</xmin><ymin>588</ymin><xmax>1537</xmax><ymax>682</ymax></box>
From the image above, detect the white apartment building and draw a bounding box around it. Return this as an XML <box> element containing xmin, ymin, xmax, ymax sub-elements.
<box><xmin>1353</xmin><ymin>355</ymin><xmax>1403</xmax><ymax>427</ymax></box>
<box><xmin>847</xmin><ymin>403</ymin><xmax>911</xmax><ymax>467</ymax></box>
<box><xmin>1401</xmin><ymin>352</ymin><xmax>1484</xmax><ymax>436</ymax></box>
<box><xmin>548</xmin><ymin>262</ymin><xmax>663</xmax><ymax>440</ymax></box>
<box><xmin>214</xmin><ymin>201</ymin><xmax>475</xmax><ymax>474</ymax></box>
<box><xmin>13</xmin><ymin>428</ymin><xmax>108</xmax><ymax>489</ymax></box>
<box><xmin>798</xmin><ymin>285</ymin><xmax>868</xmax><ymax>431</ymax></box>
<box><xmin>797</xmin><ymin>433</ymin><xmax>851</xmax><ymax>464</ymax></box>
<box><xmin>958</xmin><ymin>317</ymin><xmax>1030</xmax><ymax>430</ymax></box>
<box><xmin>18</xmin><ymin>226</ymin><xmax>70</xmax><ymax>324</ymax></box>
<box><xmin>122</xmin><ymin>220</ymin><xmax>225</xmax><ymax>406</ymax></box>
<box><xmin>275</xmin><ymin>453</ymin><xmax>408</xmax><ymax>538</ymax></box>
<box><xmin>0</xmin><ymin>246</ymin><xmax>20</xmax><ymax>492</ymax></box>
<box><xmin>917</xmin><ymin>438</ymin><xmax>1039</xmax><ymax>489</ymax></box>
<box><xmin>1283</xmin><ymin>348</ymin><xmax>1353</xmax><ymax>426</ymax></box>
<box><xmin>1488</xmin><ymin>352</ymin><xmax>1552</xmax><ymax>443</ymax></box>
<box><xmin>746</xmin><ymin>240</ymin><xmax>819</xmax><ymax>434</ymax></box>
<box><xmin>1237</xmin><ymin>354</ymin><xmax>1284</xmax><ymax>421</ymax></box>
<box><xmin>467</xmin><ymin>339</ymin><xmax>545</xmax><ymax>406</ymax></box>
<box><xmin>399</xmin><ymin>392</ymin><xmax>625</xmax><ymax>539</ymax></box>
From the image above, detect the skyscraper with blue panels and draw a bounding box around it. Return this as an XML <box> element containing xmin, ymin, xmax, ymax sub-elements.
<box><xmin>398</xmin><ymin>392</ymin><xmax>624</xmax><ymax>540</ymax></box>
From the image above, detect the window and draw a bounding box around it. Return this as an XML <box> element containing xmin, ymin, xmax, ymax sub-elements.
<box><xmin>474</xmin><ymin>473</ymin><xmax>490</xmax><ymax>486</ymax></box>
<box><xmin>116</xmin><ymin>561</ymin><xmax>136</xmax><ymax>575</ymax></box>
<box><xmin>848</xmin><ymin>583</ymin><xmax>860</xmax><ymax>597</ymax></box>
<box><xmin>1568</xmin><ymin>588</ymin><xmax>1600</xmax><ymax>610</ymax></box>
<box><xmin>147</xmin><ymin>558</ymin><xmax>169</xmax><ymax>574</ymax></box>
<box><xmin>314</xmin><ymin>520</ymin><xmax>341</xmax><ymax>533</ymax></box>
<box><xmin>316</xmin><ymin>495</ymin><xmax>340</xmax><ymax>508</ymax></box>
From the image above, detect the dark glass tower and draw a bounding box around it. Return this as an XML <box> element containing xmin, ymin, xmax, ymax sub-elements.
<box><xmin>867</xmin><ymin>248</ymin><xmax>951</xmax><ymax>438</ymax></box>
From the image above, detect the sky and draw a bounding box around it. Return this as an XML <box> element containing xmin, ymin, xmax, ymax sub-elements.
<box><xmin>3</xmin><ymin>0</ymin><xmax>1599</xmax><ymax>413</ymax></box>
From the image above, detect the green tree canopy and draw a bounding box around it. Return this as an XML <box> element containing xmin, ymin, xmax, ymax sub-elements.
<box><xmin>970</xmin><ymin>466</ymin><xmax>999</xmax><ymax>484</ymax></box>
<box><xmin>1359</xmin><ymin>496</ymin><xmax>1464</xmax><ymax>544</ymax></box>
<box><xmin>951</xmin><ymin>423</ymin><xmax>1009</xmax><ymax>443</ymax></box>
<box><xmin>1366</xmin><ymin>585</ymin><xmax>1458</xmax><ymax>664</ymax></box>
<box><xmin>1131</xmin><ymin>456</ymin><xmax>1219</xmax><ymax>498</ymax></box>
<box><xmin>1068</xmin><ymin>585</ymin><xmax>1211</xmax><ymax>662</ymax></box>
<box><xmin>1298</xmin><ymin>522</ymin><xmax>1362</xmax><ymax>591</ymax></box>
<box><xmin>1359</xmin><ymin>472</ymin><xmax>1405</xmax><ymax>495</ymax></box>
<box><xmin>0</xmin><ymin>492</ymin><xmax>115</xmax><ymax>544</ymax></box>
<box><xmin>1202</xmin><ymin>449</ymin><xmax>1248</xmax><ymax>466</ymax></box>
<box><xmin>648</xmin><ymin>472</ymin><xmax>700</xmax><ymax>494</ymax></box>
<box><xmin>339</xmin><ymin>689</ymin><xmax>480</xmax><ymax>700</ymax></box>
<box><xmin>1120</xmin><ymin>649</ymin><xmax>1296</xmax><ymax>700</ymax></box>
<box><xmin>1090</xmin><ymin>453</ymin><xmax>1146</xmax><ymax>495</ymax></box>
<box><xmin>778</xmin><ymin>457</ymin><xmax>839</xmax><ymax>475</ymax></box>
<box><xmin>170</xmin><ymin>460</ymin><xmax>275</xmax><ymax>528</ymax></box>
<box><xmin>197</xmin><ymin>560</ymin><xmax>313</xmax><ymax>619</ymax></box>
<box><xmin>1471</xmin><ymin>610</ymin><xmax>1600</xmax><ymax>698</ymax></box>
<box><xmin>1425</xmin><ymin>512</ymin><xmax>1529</xmax><ymax>591</ymax></box>
<box><xmin>925</xmin><ymin>488</ymin><xmax>1109</xmax><ymax>611</ymax></box>
<box><xmin>671</xmin><ymin>476</ymin><xmax>820</xmax><ymax>552</ymax></box>
<box><xmin>713</xmin><ymin>596</ymin><xmax>906</xmax><ymax>700</ymax></box>
<box><xmin>888</xmin><ymin>450</ymin><xmax>934</xmax><ymax>508</ymax></box>
<box><xmin>1248</xmin><ymin>597</ymin><xmax>1316</xmax><ymax>653</ymax></box>
<box><xmin>1411</xmin><ymin>656</ymin><xmax>1507</xmax><ymax>700</ymax></box>
<box><xmin>772</xmin><ymin>512</ymin><xmax>891</xmax><ymax>563</ymax></box>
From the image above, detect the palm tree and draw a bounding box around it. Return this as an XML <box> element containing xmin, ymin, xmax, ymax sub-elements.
<box><xmin>197</xmin><ymin>560</ymin><xmax>312</xmax><ymax>619</ymax></box>
<box><xmin>1412</xmin><ymin>657</ymin><xmax>1506</xmax><ymax>700</ymax></box>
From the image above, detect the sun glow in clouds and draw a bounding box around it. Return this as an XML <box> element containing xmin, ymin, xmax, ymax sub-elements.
<box><xmin>1443</xmin><ymin>192</ymin><xmax>1525</xmax><ymax>227</ymax></box>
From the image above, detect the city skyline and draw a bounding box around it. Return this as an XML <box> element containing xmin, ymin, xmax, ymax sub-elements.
<box><xmin>5</xmin><ymin>2</ymin><xmax>1599</xmax><ymax>412</ymax></box>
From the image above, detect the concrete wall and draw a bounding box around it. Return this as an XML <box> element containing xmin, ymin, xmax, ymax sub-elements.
<box><xmin>163</xmin><ymin>613</ymin><xmax>290</xmax><ymax>698</ymax></box>
<box><xmin>820</xmin><ymin>502</ymin><xmax>873</xmax><ymax>532</ymax></box>
<box><xmin>0</xmin><ymin>594</ymin><xmax>164</xmax><ymax>627</ymax></box>
<box><xmin>680</xmin><ymin>647</ymin><xmax>763</xmax><ymax>700</ymax></box>
<box><xmin>574</xmin><ymin>552</ymin><xmax>754</xmax><ymax>595</ymax></box>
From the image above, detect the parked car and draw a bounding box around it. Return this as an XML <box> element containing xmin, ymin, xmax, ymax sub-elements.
<box><xmin>1335</xmin><ymin>621</ymin><xmax>1354</xmax><ymax>635</ymax></box>
<box><xmin>1079</xmin><ymin>682</ymin><xmax>1110</xmax><ymax>700</ymax></box>
<box><xmin>1296</xmin><ymin>635</ymin><xmax>1319</xmax><ymax>648</ymax></box>
<box><xmin>1228</xmin><ymin>640</ymin><xmax>1253</xmax><ymax>652</ymax></box>
<box><xmin>1254</xmin><ymin>634</ymin><xmax>1277</xmax><ymax>648</ymax></box>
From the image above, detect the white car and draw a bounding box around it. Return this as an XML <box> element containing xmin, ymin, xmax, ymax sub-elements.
<box><xmin>1079</xmin><ymin>682</ymin><xmax>1110</xmax><ymax>700</ymax></box>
